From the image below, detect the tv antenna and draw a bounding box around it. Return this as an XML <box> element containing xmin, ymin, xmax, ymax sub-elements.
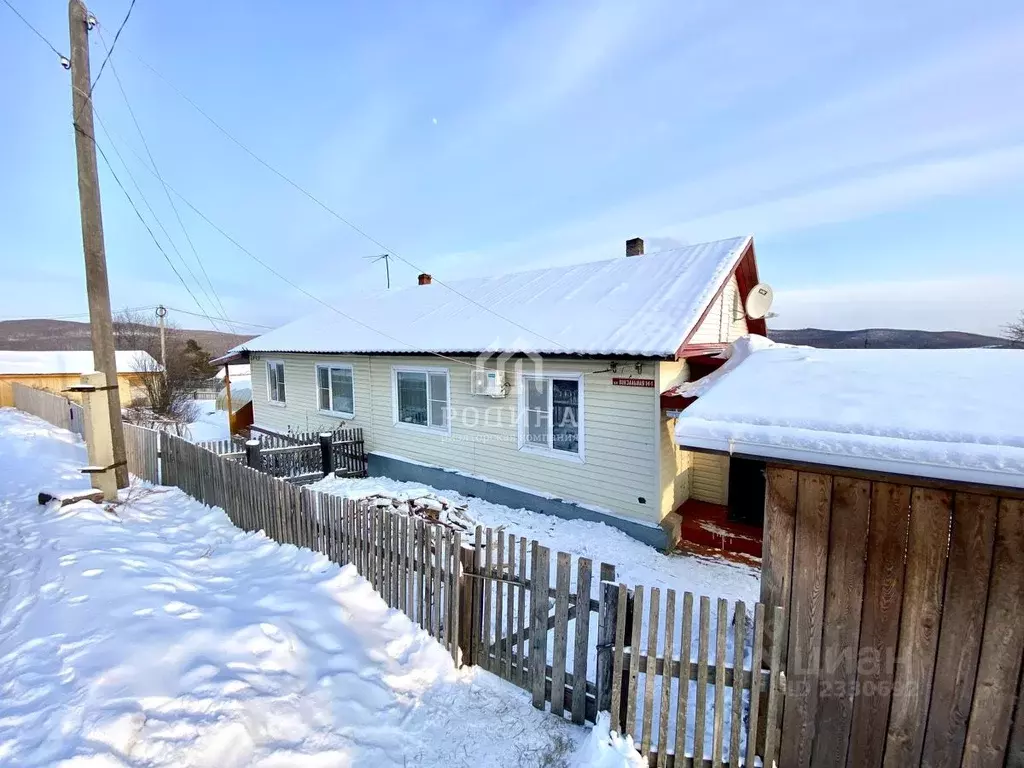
<box><xmin>364</xmin><ymin>253</ymin><xmax>392</xmax><ymax>289</ymax></box>
<box><xmin>745</xmin><ymin>283</ymin><xmax>774</xmax><ymax>320</ymax></box>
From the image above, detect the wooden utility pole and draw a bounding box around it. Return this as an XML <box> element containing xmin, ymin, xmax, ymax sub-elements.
<box><xmin>156</xmin><ymin>305</ymin><xmax>168</xmax><ymax>374</ymax></box>
<box><xmin>69</xmin><ymin>0</ymin><xmax>128</xmax><ymax>488</ymax></box>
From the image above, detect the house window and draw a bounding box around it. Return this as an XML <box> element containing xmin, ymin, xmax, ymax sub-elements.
<box><xmin>521</xmin><ymin>374</ymin><xmax>582</xmax><ymax>457</ymax></box>
<box><xmin>316</xmin><ymin>363</ymin><xmax>354</xmax><ymax>417</ymax></box>
<box><xmin>394</xmin><ymin>367</ymin><xmax>449</xmax><ymax>430</ymax></box>
<box><xmin>266</xmin><ymin>360</ymin><xmax>286</xmax><ymax>404</ymax></box>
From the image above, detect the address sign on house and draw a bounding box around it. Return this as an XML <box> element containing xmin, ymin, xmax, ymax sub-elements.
<box><xmin>612</xmin><ymin>377</ymin><xmax>655</xmax><ymax>388</ymax></box>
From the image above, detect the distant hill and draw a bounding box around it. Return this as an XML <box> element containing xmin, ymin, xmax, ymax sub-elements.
<box><xmin>0</xmin><ymin>319</ymin><xmax>254</xmax><ymax>358</ymax></box>
<box><xmin>769</xmin><ymin>327</ymin><xmax>1011</xmax><ymax>349</ymax></box>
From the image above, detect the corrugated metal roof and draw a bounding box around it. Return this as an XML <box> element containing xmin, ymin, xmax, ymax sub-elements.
<box><xmin>233</xmin><ymin>235</ymin><xmax>751</xmax><ymax>359</ymax></box>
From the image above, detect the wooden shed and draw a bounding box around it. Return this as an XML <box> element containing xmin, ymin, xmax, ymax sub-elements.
<box><xmin>675</xmin><ymin>345</ymin><xmax>1024</xmax><ymax>766</ymax></box>
<box><xmin>0</xmin><ymin>350</ymin><xmax>159</xmax><ymax>407</ymax></box>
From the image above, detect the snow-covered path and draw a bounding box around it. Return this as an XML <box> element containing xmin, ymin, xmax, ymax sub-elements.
<box><xmin>0</xmin><ymin>409</ymin><xmax>588</xmax><ymax>767</ymax></box>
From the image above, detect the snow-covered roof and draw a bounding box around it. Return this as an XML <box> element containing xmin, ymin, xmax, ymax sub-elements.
<box><xmin>0</xmin><ymin>350</ymin><xmax>159</xmax><ymax>375</ymax></box>
<box><xmin>230</xmin><ymin>236</ymin><xmax>752</xmax><ymax>358</ymax></box>
<box><xmin>674</xmin><ymin>346</ymin><xmax>1024</xmax><ymax>490</ymax></box>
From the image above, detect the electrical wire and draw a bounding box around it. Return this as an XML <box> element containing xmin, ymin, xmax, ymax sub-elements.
<box><xmin>83</xmin><ymin>122</ymin><xmax>223</xmax><ymax>333</ymax></box>
<box><xmin>0</xmin><ymin>305</ymin><xmax>157</xmax><ymax>322</ymax></box>
<box><xmin>84</xmin><ymin>97</ymin><xmax>226</xmax><ymax>331</ymax></box>
<box><xmin>96</xmin><ymin>26</ymin><xmax>236</xmax><ymax>333</ymax></box>
<box><xmin>0</xmin><ymin>0</ymin><xmax>67</xmax><ymax>61</ymax></box>
<box><xmin>86</xmin><ymin>0</ymin><xmax>135</xmax><ymax>97</ymax></box>
<box><xmin>162</xmin><ymin>306</ymin><xmax>275</xmax><ymax>330</ymax></box>
<box><xmin>118</xmin><ymin>45</ymin><xmax>578</xmax><ymax>353</ymax></box>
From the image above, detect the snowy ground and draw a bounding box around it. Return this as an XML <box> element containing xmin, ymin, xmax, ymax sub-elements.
<box><xmin>311</xmin><ymin>475</ymin><xmax>762</xmax><ymax>762</ymax></box>
<box><xmin>185</xmin><ymin>407</ymin><xmax>232</xmax><ymax>443</ymax></box>
<box><xmin>0</xmin><ymin>408</ymin><xmax>611</xmax><ymax>767</ymax></box>
<box><xmin>312</xmin><ymin>475</ymin><xmax>760</xmax><ymax>606</ymax></box>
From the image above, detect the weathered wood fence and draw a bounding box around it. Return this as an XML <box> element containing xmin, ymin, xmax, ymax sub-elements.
<box><xmin>15</xmin><ymin>389</ymin><xmax>786</xmax><ymax>765</ymax></box>
<box><xmin>763</xmin><ymin>466</ymin><xmax>1024</xmax><ymax>768</ymax></box>
<box><xmin>200</xmin><ymin>427</ymin><xmax>367</xmax><ymax>481</ymax></box>
<box><xmin>11</xmin><ymin>382</ymin><xmax>85</xmax><ymax>436</ymax></box>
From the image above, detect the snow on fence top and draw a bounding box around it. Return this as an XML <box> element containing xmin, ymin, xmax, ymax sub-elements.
<box><xmin>674</xmin><ymin>346</ymin><xmax>1024</xmax><ymax>489</ymax></box>
<box><xmin>226</xmin><ymin>236</ymin><xmax>751</xmax><ymax>359</ymax></box>
<box><xmin>0</xmin><ymin>350</ymin><xmax>159</xmax><ymax>375</ymax></box>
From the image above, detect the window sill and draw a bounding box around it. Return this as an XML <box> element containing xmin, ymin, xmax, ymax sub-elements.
<box><xmin>394</xmin><ymin>420</ymin><xmax>450</xmax><ymax>437</ymax></box>
<box><xmin>518</xmin><ymin>443</ymin><xmax>585</xmax><ymax>464</ymax></box>
<box><xmin>318</xmin><ymin>409</ymin><xmax>354</xmax><ymax>420</ymax></box>
<box><xmin>266</xmin><ymin>400</ymin><xmax>287</xmax><ymax>408</ymax></box>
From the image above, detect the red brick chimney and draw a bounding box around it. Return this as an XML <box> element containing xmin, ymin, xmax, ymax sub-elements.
<box><xmin>418</xmin><ymin>273</ymin><xmax>432</xmax><ymax>285</ymax></box>
<box><xmin>626</xmin><ymin>237</ymin><xmax>644</xmax><ymax>257</ymax></box>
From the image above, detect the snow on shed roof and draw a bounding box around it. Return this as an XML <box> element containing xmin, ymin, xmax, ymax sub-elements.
<box><xmin>674</xmin><ymin>346</ymin><xmax>1024</xmax><ymax>490</ymax></box>
<box><xmin>0</xmin><ymin>350</ymin><xmax>159</xmax><ymax>375</ymax></box>
<box><xmin>231</xmin><ymin>236</ymin><xmax>752</xmax><ymax>358</ymax></box>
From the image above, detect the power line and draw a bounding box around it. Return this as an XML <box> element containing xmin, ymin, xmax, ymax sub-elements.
<box><xmin>87</xmin><ymin>0</ymin><xmax>136</xmax><ymax>97</ymax></box>
<box><xmin>162</xmin><ymin>305</ymin><xmax>275</xmax><ymax>330</ymax></box>
<box><xmin>120</xmin><ymin>45</ymin><xmax>577</xmax><ymax>353</ymax></box>
<box><xmin>96</xmin><ymin>125</ymin><xmax>514</xmax><ymax>373</ymax></box>
<box><xmin>0</xmin><ymin>0</ymin><xmax>68</xmax><ymax>62</ymax></box>
<box><xmin>95</xmin><ymin>26</ymin><xmax>235</xmax><ymax>333</ymax></box>
<box><xmin>0</xmin><ymin>305</ymin><xmax>156</xmax><ymax>323</ymax></box>
<box><xmin>84</xmin><ymin>97</ymin><xmax>226</xmax><ymax>331</ymax></box>
<box><xmin>83</xmin><ymin>120</ymin><xmax>222</xmax><ymax>333</ymax></box>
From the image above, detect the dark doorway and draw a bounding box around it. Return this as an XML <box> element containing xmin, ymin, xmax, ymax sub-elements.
<box><xmin>728</xmin><ymin>457</ymin><xmax>766</xmax><ymax>526</ymax></box>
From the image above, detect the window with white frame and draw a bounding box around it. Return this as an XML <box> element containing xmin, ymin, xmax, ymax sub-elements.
<box><xmin>521</xmin><ymin>375</ymin><xmax>581</xmax><ymax>456</ymax></box>
<box><xmin>266</xmin><ymin>360</ymin><xmax>286</xmax><ymax>403</ymax></box>
<box><xmin>316</xmin><ymin>363</ymin><xmax>354</xmax><ymax>416</ymax></box>
<box><xmin>394</xmin><ymin>367</ymin><xmax>449</xmax><ymax>429</ymax></box>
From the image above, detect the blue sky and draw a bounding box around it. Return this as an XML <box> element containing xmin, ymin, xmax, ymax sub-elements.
<box><xmin>2</xmin><ymin>0</ymin><xmax>1023</xmax><ymax>336</ymax></box>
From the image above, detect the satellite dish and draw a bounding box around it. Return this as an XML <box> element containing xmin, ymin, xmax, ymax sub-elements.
<box><xmin>745</xmin><ymin>283</ymin><xmax>774</xmax><ymax>320</ymax></box>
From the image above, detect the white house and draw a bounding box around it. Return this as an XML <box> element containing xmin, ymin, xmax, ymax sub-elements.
<box><xmin>220</xmin><ymin>235</ymin><xmax>768</xmax><ymax>547</ymax></box>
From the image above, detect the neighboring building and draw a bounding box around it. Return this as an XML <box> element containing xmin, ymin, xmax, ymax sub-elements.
<box><xmin>0</xmin><ymin>350</ymin><xmax>159</xmax><ymax>407</ymax></box>
<box><xmin>219</xmin><ymin>235</ymin><xmax>767</xmax><ymax>547</ymax></box>
<box><xmin>672</xmin><ymin>346</ymin><xmax>1024</xmax><ymax>764</ymax></box>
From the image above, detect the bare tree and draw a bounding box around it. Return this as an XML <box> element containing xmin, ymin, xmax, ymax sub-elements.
<box><xmin>114</xmin><ymin>309</ymin><xmax>218</xmax><ymax>431</ymax></box>
<box><xmin>1005</xmin><ymin>311</ymin><xmax>1024</xmax><ymax>345</ymax></box>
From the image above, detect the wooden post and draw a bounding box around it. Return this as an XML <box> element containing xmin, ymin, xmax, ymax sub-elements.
<box><xmin>458</xmin><ymin>544</ymin><xmax>477</xmax><ymax>666</ymax></box>
<box><xmin>596</xmin><ymin>580</ymin><xmax>620</xmax><ymax>716</ymax></box>
<box><xmin>319</xmin><ymin>432</ymin><xmax>334</xmax><ymax>477</ymax></box>
<box><xmin>223</xmin><ymin>363</ymin><xmax>233</xmax><ymax>434</ymax></box>
<box><xmin>245</xmin><ymin>438</ymin><xmax>262</xmax><ymax>470</ymax></box>
<box><xmin>68</xmin><ymin>0</ymin><xmax>127</xmax><ymax>488</ymax></box>
<box><xmin>80</xmin><ymin>371</ymin><xmax>117</xmax><ymax>501</ymax></box>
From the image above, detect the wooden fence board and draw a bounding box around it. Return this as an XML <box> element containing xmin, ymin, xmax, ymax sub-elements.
<box><xmin>782</xmin><ymin>471</ymin><xmax>833</xmax><ymax>768</ymax></box>
<box><xmin>962</xmin><ymin>499</ymin><xmax>1024</xmax><ymax>767</ymax></box>
<box><xmin>572</xmin><ymin>557</ymin><xmax>593</xmax><ymax>726</ymax></box>
<box><xmin>674</xmin><ymin>591</ymin><xmax>694</xmax><ymax>762</ymax></box>
<box><xmin>626</xmin><ymin>585</ymin><xmax>645</xmax><ymax>737</ymax></box>
<box><xmin>812</xmin><ymin>476</ymin><xmax>870</xmax><ymax>767</ymax></box>
<box><xmin>611</xmin><ymin>584</ymin><xmax>629</xmax><ymax>731</ymax></box>
<box><xmin>641</xmin><ymin>587</ymin><xmax>661</xmax><ymax>754</ymax></box>
<box><xmin>694</xmin><ymin>595</ymin><xmax>711</xmax><ymax>762</ymax></box>
<box><xmin>883</xmin><ymin>488</ymin><xmax>952</xmax><ymax>767</ymax></box>
<box><xmin>551</xmin><ymin>552</ymin><xmax>571</xmax><ymax>718</ymax></box>
<box><xmin>495</xmin><ymin>532</ymin><xmax>506</xmax><ymax>674</ymax></box>
<box><xmin>730</xmin><ymin>600</ymin><xmax>746</xmax><ymax>763</ymax></box>
<box><xmin>762</xmin><ymin>467</ymin><xmax>798</xmax><ymax>665</ymax></box>
<box><xmin>847</xmin><ymin>481</ymin><xmax>911</xmax><ymax>768</ymax></box>
<box><xmin>764</xmin><ymin>606</ymin><xmax>786</xmax><ymax>767</ymax></box>
<box><xmin>518</xmin><ymin>536</ymin><xmax>528</xmax><ymax>689</ymax></box>
<box><xmin>656</xmin><ymin>589</ymin><xmax>675</xmax><ymax>768</ymax></box>
<box><xmin>506</xmin><ymin>534</ymin><xmax>517</xmax><ymax>682</ymax></box>
<box><xmin>483</xmin><ymin>528</ymin><xmax>494</xmax><ymax>669</ymax></box>
<box><xmin>746</xmin><ymin>603</ymin><xmax>766</xmax><ymax>768</ymax></box>
<box><xmin>530</xmin><ymin>543</ymin><xmax>551</xmax><ymax>709</ymax></box>
<box><xmin>712</xmin><ymin>597</ymin><xmax>728</xmax><ymax>765</ymax></box>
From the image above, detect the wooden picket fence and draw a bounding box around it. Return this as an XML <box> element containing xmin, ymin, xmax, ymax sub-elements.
<box><xmin>200</xmin><ymin>427</ymin><xmax>367</xmax><ymax>481</ymax></box>
<box><xmin>13</xmin><ymin>394</ymin><xmax>786</xmax><ymax>766</ymax></box>
<box><xmin>11</xmin><ymin>383</ymin><xmax>86</xmax><ymax>436</ymax></box>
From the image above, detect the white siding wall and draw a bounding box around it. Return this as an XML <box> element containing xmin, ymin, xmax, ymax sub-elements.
<box><xmin>251</xmin><ymin>354</ymin><xmax>662</xmax><ymax>525</ymax></box>
<box><xmin>687</xmin><ymin>275</ymin><xmax>747</xmax><ymax>344</ymax></box>
<box><xmin>691</xmin><ymin>452</ymin><xmax>730</xmax><ymax>505</ymax></box>
<box><xmin>657</xmin><ymin>360</ymin><xmax>691</xmax><ymax>518</ymax></box>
